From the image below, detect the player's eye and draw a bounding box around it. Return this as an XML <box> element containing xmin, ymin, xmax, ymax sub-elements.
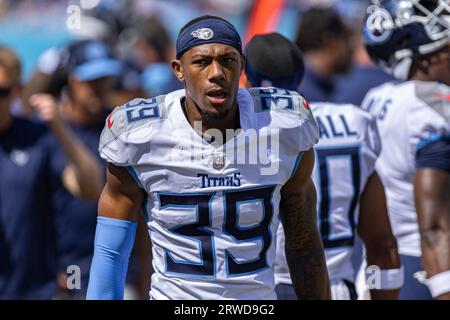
<box><xmin>223</xmin><ymin>57</ymin><xmax>236</xmax><ymax>63</ymax></box>
<box><xmin>193</xmin><ymin>59</ymin><xmax>208</xmax><ymax>66</ymax></box>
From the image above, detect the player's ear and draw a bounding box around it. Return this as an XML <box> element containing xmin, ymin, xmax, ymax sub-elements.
<box><xmin>171</xmin><ymin>59</ymin><xmax>185</xmax><ymax>82</ymax></box>
<box><xmin>240</xmin><ymin>54</ymin><xmax>245</xmax><ymax>74</ymax></box>
<box><xmin>241</xmin><ymin>72</ymin><xmax>251</xmax><ymax>89</ymax></box>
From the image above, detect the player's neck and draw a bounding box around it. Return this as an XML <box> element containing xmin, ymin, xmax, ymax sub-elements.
<box><xmin>182</xmin><ymin>97</ymin><xmax>240</xmax><ymax>138</ymax></box>
<box><xmin>409</xmin><ymin>70</ymin><xmax>432</xmax><ymax>82</ymax></box>
<box><xmin>409</xmin><ymin>60</ymin><xmax>435</xmax><ymax>83</ymax></box>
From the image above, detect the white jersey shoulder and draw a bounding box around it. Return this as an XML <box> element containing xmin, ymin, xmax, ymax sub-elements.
<box><xmin>363</xmin><ymin>81</ymin><xmax>449</xmax><ymax>146</ymax></box>
<box><xmin>248</xmin><ymin>87</ymin><xmax>319</xmax><ymax>152</ymax></box>
<box><xmin>410</xmin><ymin>81</ymin><xmax>450</xmax><ymax>147</ymax></box>
<box><xmin>99</xmin><ymin>95</ymin><xmax>170</xmax><ymax>166</ymax></box>
<box><xmin>413</xmin><ymin>81</ymin><xmax>450</xmax><ymax>121</ymax></box>
<box><xmin>248</xmin><ymin>87</ymin><xmax>313</xmax><ymax>119</ymax></box>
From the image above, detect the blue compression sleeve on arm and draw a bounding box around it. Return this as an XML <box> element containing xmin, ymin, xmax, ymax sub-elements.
<box><xmin>86</xmin><ymin>216</ymin><xmax>137</xmax><ymax>300</ymax></box>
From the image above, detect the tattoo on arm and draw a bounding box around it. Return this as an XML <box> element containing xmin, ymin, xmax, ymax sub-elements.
<box><xmin>280</xmin><ymin>186</ymin><xmax>331</xmax><ymax>300</ymax></box>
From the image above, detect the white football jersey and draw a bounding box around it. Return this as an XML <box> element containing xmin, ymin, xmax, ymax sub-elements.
<box><xmin>274</xmin><ymin>103</ymin><xmax>381</xmax><ymax>286</ymax></box>
<box><xmin>99</xmin><ymin>88</ymin><xmax>319</xmax><ymax>300</ymax></box>
<box><xmin>361</xmin><ymin>81</ymin><xmax>450</xmax><ymax>257</ymax></box>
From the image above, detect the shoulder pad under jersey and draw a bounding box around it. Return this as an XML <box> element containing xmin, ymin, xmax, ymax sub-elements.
<box><xmin>248</xmin><ymin>87</ymin><xmax>315</xmax><ymax>123</ymax></box>
<box><xmin>414</xmin><ymin>81</ymin><xmax>450</xmax><ymax>122</ymax></box>
<box><xmin>99</xmin><ymin>96</ymin><xmax>167</xmax><ymax>149</ymax></box>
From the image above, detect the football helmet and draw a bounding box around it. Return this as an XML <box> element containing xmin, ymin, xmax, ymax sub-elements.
<box><xmin>363</xmin><ymin>0</ymin><xmax>450</xmax><ymax>79</ymax></box>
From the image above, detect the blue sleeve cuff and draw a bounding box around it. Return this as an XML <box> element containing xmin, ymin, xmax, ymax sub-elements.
<box><xmin>86</xmin><ymin>216</ymin><xmax>137</xmax><ymax>300</ymax></box>
<box><xmin>416</xmin><ymin>139</ymin><xmax>450</xmax><ymax>173</ymax></box>
<box><xmin>417</xmin><ymin>133</ymin><xmax>450</xmax><ymax>151</ymax></box>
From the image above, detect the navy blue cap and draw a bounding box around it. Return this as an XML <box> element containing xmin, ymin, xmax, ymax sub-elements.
<box><xmin>245</xmin><ymin>33</ymin><xmax>304</xmax><ymax>91</ymax></box>
<box><xmin>67</xmin><ymin>40</ymin><xmax>122</xmax><ymax>81</ymax></box>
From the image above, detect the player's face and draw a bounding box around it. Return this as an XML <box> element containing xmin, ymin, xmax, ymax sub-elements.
<box><xmin>427</xmin><ymin>42</ymin><xmax>450</xmax><ymax>86</ymax></box>
<box><xmin>0</xmin><ymin>66</ymin><xmax>17</xmax><ymax>116</ymax></box>
<box><xmin>331</xmin><ymin>34</ymin><xmax>354</xmax><ymax>74</ymax></box>
<box><xmin>69</xmin><ymin>76</ymin><xmax>115</xmax><ymax>115</ymax></box>
<box><xmin>173</xmin><ymin>43</ymin><xmax>243</xmax><ymax>120</ymax></box>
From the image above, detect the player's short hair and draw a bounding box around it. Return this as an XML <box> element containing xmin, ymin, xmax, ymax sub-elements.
<box><xmin>296</xmin><ymin>7</ymin><xmax>351</xmax><ymax>53</ymax></box>
<box><xmin>0</xmin><ymin>46</ymin><xmax>22</xmax><ymax>85</ymax></box>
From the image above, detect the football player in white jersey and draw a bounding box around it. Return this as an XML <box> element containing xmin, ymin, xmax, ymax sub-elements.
<box><xmin>244</xmin><ymin>33</ymin><xmax>402</xmax><ymax>300</ymax></box>
<box><xmin>86</xmin><ymin>15</ymin><xmax>331</xmax><ymax>300</ymax></box>
<box><xmin>361</xmin><ymin>0</ymin><xmax>450</xmax><ymax>299</ymax></box>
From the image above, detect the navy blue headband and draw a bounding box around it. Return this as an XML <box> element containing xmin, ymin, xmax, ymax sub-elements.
<box><xmin>245</xmin><ymin>58</ymin><xmax>304</xmax><ymax>91</ymax></box>
<box><xmin>176</xmin><ymin>18</ymin><xmax>242</xmax><ymax>59</ymax></box>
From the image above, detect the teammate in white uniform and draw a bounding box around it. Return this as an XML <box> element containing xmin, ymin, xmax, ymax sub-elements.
<box><xmin>244</xmin><ymin>33</ymin><xmax>402</xmax><ymax>300</ymax></box>
<box><xmin>363</xmin><ymin>82</ymin><xmax>448</xmax><ymax>258</ymax></box>
<box><xmin>362</xmin><ymin>0</ymin><xmax>450</xmax><ymax>299</ymax></box>
<box><xmin>277</xmin><ymin>103</ymin><xmax>403</xmax><ymax>300</ymax></box>
<box><xmin>86</xmin><ymin>15</ymin><xmax>331</xmax><ymax>300</ymax></box>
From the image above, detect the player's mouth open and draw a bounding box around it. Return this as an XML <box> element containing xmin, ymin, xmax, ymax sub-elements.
<box><xmin>206</xmin><ymin>89</ymin><xmax>228</xmax><ymax>104</ymax></box>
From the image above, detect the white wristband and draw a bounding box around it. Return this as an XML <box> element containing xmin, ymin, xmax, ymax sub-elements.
<box><xmin>425</xmin><ymin>270</ymin><xmax>450</xmax><ymax>298</ymax></box>
<box><xmin>365</xmin><ymin>265</ymin><xmax>404</xmax><ymax>290</ymax></box>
